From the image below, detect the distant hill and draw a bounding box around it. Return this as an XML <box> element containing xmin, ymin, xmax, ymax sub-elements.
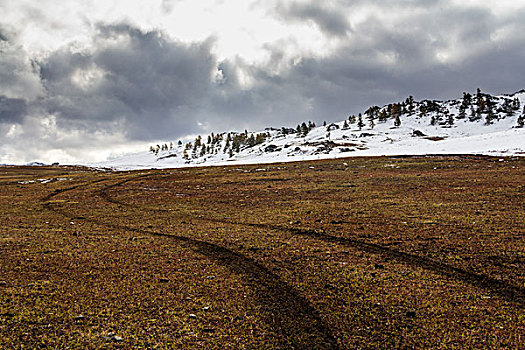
<box><xmin>93</xmin><ymin>89</ymin><xmax>525</xmax><ymax>170</ymax></box>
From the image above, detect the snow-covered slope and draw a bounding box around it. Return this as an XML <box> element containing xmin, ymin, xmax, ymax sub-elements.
<box><xmin>92</xmin><ymin>90</ymin><xmax>525</xmax><ymax>170</ymax></box>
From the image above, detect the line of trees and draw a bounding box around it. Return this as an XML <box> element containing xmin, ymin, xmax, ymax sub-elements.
<box><xmin>181</xmin><ymin>130</ymin><xmax>270</xmax><ymax>159</ymax></box>
<box><xmin>150</xmin><ymin>89</ymin><xmax>523</xmax><ymax>157</ymax></box>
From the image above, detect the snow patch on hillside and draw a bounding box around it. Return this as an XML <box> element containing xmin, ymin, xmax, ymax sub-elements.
<box><xmin>89</xmin><ymin>90</ymin><xmax>525</xmax><ymax>170</ymax></box>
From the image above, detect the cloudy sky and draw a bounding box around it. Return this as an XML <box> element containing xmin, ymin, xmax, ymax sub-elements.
<box><xmin>1</xmin><ymin>0</ymin><xmax>524</xmax><ymax>163</ymax></box>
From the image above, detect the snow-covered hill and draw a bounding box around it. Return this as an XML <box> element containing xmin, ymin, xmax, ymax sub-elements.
<box><xmin>92</xmin><ymin>89</ymin><xmax>525</xmax><ymax>170</ymax></box>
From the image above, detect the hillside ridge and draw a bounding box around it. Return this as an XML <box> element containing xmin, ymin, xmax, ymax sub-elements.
<box><xmin>95</xmin><ymin>88</ymin><xmax>525</xmax><ymax>169</ymax></box>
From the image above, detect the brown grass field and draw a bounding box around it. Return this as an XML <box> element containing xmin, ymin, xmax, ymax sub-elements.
<box><xmin>0</xmin><ymin>155</ymin><xmax>524</xmax><ymax>349</ymax></box>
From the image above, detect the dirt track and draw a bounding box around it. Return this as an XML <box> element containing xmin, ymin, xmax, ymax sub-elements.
<box><xmin>1</xmin><ymin>156</ymin><xmax>524</xmax><ymax>348</ymax></box>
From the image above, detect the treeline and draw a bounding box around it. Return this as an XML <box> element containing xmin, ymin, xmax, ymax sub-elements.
<box><xmin>182</xmin><ymin>131</ymin><xmax>271</xmax><ymax>159</ymax></box>
<box><xmin>150</xmin><ymin>130</ymin><xmax>272</xmax><ymax>159</ymax></box>
<box><xmin>352</xmin><ymin>88</ymin><xmax>524</xmax><ymax>129</ymax></box>
<box><xmin>149</xmin><ymin>89</ymin><xmax>524</xmax><ymax>156</ymax></box>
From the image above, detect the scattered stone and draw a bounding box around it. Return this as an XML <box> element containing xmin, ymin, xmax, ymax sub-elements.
<box><xmin>202</xmin><ymin>306</ymin><xmax>211</xmax><ymax>311</ymax></box>
<box><xmin>206</xmin><ymin>276</ymin><xmax>215</xmax><ymax>280</ymax></box>
<box><xmin>406</xmin><ymin>310</ymin><xmax>417</xmax><ymax>318</ymax></box>
<box><xmin>0</xmin><ymin>281</ymin><xmax>6</xmax><ymax>286</ymax></box>
<box><xmin>264</xmin><ymin>144</ymin><xmax>280</xmax><ymax>152</ymax></box>
<box><xmin>189</xmin><ymin>314</ymin><xmax>197</xmax><ymax>319</ymax></box>
<box><xmin>412</xmin><ymin>130</ymin><xmax>426</xmax><ymax>137</ymax></box>
<box><xmin>103</xmin><ymin>332</ymin><xmax>123</xmax><ymax>343</ymax></box>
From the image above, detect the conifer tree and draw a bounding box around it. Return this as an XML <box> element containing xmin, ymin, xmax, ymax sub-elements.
<box><xmin>469</xmin><ymin>105</ymin><xmax>478</xmax><ymax>121</ymax></box>
<box><xmin>458</xmin><ymin>104</ymin><xmax>466</xmax><ymax>119</ymax></box>
<box><xmin>462</xmin><ymin>92</ymin><xmax>472</xmax><ymax>107</ymax></box>
<box><xmin>485</xmin><ymin>98</ymin><xmax>495</xmax><ymax>125</ymax></box>
<box><xmin>247</xmin><ymin>134</ymin><xmax>255</xmax><ymax>146</ymax></box>
<box><xmin>301</xmin><ymin>122</ymin><xmax>309</xmax><ymax>136</ymax></box>
<box><xmin>357</xmin><ymin>113</ymin><xmax>365</xmax><ymax>130</ymax></box>
<box><xmin>419</xmin><ymin>105</ymin><xmax>427</xmax><ymax>117</ymax></box>
<box><xmin>513</xmin><ymin>97</ymin><xmax>520</xmax><ymax>111</ymax></box>
<box><xmin>447</xmin><ymin>113</ymin><xmax>454</xmax><ymax>126</ymax></box>
<box><xmin>223</xmin><ymin>137</ymin><xmax>230</xmax><ymax>153</ymax></box>
<box><xmin>517</xmin><ymin>106</ymin><xmax>525</xmax><ymax>128</ymax></box>
<box><xmin>391</xmin><ymin>103</ymin><xmax>401</xmax><ymax>120</ymax></box>
<box><xmin>394</xmin><ymin>114</ymin><xmax>401</xmax><ymax>127</ymax></box>
<box><xmin>475</xmin><ymin>88</ymin><xmax>485</xmax><ymax>118</ymax></box>
<box><xmin>503</xmin><ymin>98</ymin><xmax>514</xmax><ymax>116</ymax></box>
<box><xmin>378</xmin><ymin>110</ymin><xmax>387</xmax><ymax>122</ymax></box>
<box><xmin>233</xmin><ymin>138</ymin><xmax>240</xmax><ymax>153</ymax></box>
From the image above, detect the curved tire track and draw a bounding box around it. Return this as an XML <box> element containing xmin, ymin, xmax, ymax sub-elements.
<box><xmin>100</xmin><ymin>176</ymin><xmax>525</xmax><ymax>306</ymax></box>
<box><xmin>42</xmin><ymin>175</ymin><xmax>341</xmax><ymax>350</ymax></box>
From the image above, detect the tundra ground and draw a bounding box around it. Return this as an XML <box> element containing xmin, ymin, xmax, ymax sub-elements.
<box><xmin>0</xmin><ymin>156</ymin><xmax>524</xmax><ymax>349</ymax></box>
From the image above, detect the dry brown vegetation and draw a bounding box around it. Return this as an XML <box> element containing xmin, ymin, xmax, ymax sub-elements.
<box><xmin>0</xmin><ymin>156</ymin><xmax>524</xmax><ymax>349</ymax></box>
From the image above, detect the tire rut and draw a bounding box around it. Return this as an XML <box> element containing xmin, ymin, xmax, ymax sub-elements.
<box><xmin>100</xmin><ymin>177</ymin><xmax>525</xmax><ymax>307</ymax></box>
<box><xmin>41</xmin><ymin>176</ymin><xmax>341</xmax><ymax>350</ymax></box>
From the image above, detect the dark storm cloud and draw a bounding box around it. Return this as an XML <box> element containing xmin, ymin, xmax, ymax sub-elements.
<box><xmin>0</xmin><ymin>35</ymin><xmax>43</xmax><ymax>108</ymax></box>
<box><xmin>39</xmin><ymin>24</ymin><xmax>218</xmax><ymax>140</ymax></box>
<box><xmin>0</xmin><ymin>96</ymin><xmax>26</xmax><ymax>122</ymax></box>
<box><xmin>274</xmin><ymin>2</ymin><xmax>350</xmax><ymax>37</ymax></box>
<box><xmin>35</xmin><ymin>5</ymin><xmax>525</xmax><ymax>140</ymax></box>
<box><xmin>254</xmin><ymin>0</ymin><xmax>525</xmax><ymax>120</ymax></box>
